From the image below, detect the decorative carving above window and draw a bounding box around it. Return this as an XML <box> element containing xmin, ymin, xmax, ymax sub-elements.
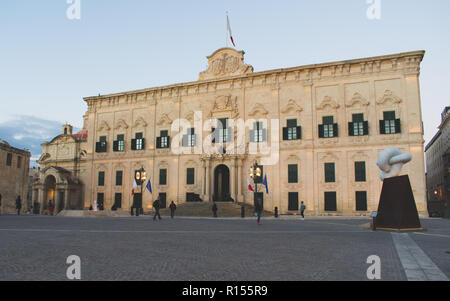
<box><xmin>97</xmin><ymin>120</ymin><xmax>111</xmax><ymax>132</ymax></box>
<box><xmin>376</xmin><ymin>90</ymin><xmax>402</xmax><ymax>105</ymax></box>
<box><xmin>114</xmin><ymin>119</ymin><xmax>129</xmax><ymax>130</ymax></box>
<box><xmin>133</xmin><ymin>117</ymin><xmax>148</xmax><ymax>128</ymax></box>
<box><xmin>248</xmin><ymin>103</ymin><xmax>269</xmax><ymax>117</ymax></box>
<box><xmin>157</xmin><ymin>113</ymin><xmax>173</xmax><ymax>127</ymax></box>
<box><xmin>281</xmin><ymin>99</ymin><xmax>303</xmax><ymax>114</ymax></box>
<box><xmin>316</xmin><ymin>96</ymin><xmax>340</xmax><ymax>110</ymax></box>
<box><xmin>345</xmin><ymin>92</ymin><xmax>370</xmax><ymax>108</ymax></box>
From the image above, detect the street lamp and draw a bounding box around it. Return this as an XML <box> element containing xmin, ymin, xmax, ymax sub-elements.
<box><xmin>249</xmin><ymin>161</ymin><xmax>262</xmax><ymax>207</ymax></box>
<box><xmin>135</xmin><ymin>167</ymin><xmax>146</xmax><ymax>216</ymax></box>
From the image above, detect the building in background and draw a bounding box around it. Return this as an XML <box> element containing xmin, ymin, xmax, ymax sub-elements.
<box><xmin>0</xmin><ymin>140</ymin><xmax>31</xmax><ymax>213</ymax></box>
<box><xmin>34</xmin><ymin>48</ymin><xmax>427</xmax><ymax>216</ymax></box>
<box><xmin>425</xmin><ymin>106</ymin><xmax>450</xmax><ymax>218</ymax></box>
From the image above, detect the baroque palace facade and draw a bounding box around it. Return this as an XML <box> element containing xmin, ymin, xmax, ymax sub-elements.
<box><xmin>33</xmin><ymin>48</ymin><xmax>428</xmax><ymax>216</ymax></box>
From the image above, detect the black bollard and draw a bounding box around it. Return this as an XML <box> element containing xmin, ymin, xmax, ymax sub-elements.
<box><xmin>274</xmin><ymin>207</ymin><xmax>279</xmax><ymax>218</ymax></box>
<box><xmin>241</xmin><ymin>206</ymin><xmax>245</xmax><ymax>218</ymax></box>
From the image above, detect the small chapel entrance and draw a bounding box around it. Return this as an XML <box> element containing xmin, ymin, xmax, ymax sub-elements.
<box><xmin>44</xmin><ymin>175</ymin><xmax>56</xmax><ymax>209</ymax></box>
<box><xmin>214</xmin><ymin>165</ymin><xmax>230</xmax><ymax>202</ymax></box>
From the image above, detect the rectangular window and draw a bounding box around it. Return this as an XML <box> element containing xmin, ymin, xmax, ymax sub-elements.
<box><xmin>161</xmin><ymin>130</ymin><xmax>169</xmax><ymax>148</ymax></box>
<box><xmin>98</xmin><ymin>171</ymin><xmax>105</xmax><ymax>187</ymax></box>
<box><xmin>17</xmin><ymin>156</ymin><xmax>22</xmax><ymax>168</ymax></box>
<box><xmin>350</xmin><ymin>114</ymin><xmax>366</xmax><ymax>136</ymax></box>
<box><xmin>159</xmin><ymin>169</ymin><xmax>167</xmax><ymax>185</ymax></box>
<box><xmin>381</xmin><ymin>111</ymin><xmax>401</xmax><ymax>134</ymax></box>
<box><xmin>324</xmin><ymin>192</ymin><xmax>337</xmax><ymax>211</ymax></box>
<box><xmin>96</xmin><ymin>136</ymin><xmax>107</xmax><ymax>153</ymax></box>
<box><xmin>6</xmin><ymin>153</ymin><xmax>12</xmax><ymax>166</ymax></box>
<box><xmin>325</xmin><ymin>163</ymin><xmax>335</xmax><ymax>183</ymax></box>
<box><xmin>183</xmin><ymin>129</ymin><xmax>196</xmax><ymax>147</ymax></box>
<box><xmin>135</xmin><ymin>133</ymin><xmax>144</xmax><ymax>150</ymax></box>
<box><xmin>355</xmin><ymin>162</ymin><xmax>366</xmax><ymax>182</ymax></box>
<box><xmin>250</xmin><ymin>122</ymin><xmax>266</xmax><ymax>143</ymax></box>
<box><xmin>97</xmin><ymin>193</ymin><xmax>104</xmax><ymax>211</ymax></box>
<box><xmin>288</xmin><ymin>164</ymin><xmax>298</xmax><ymax>183</ymax></box>
<box><xmin>356</xmin><ymin>191</ymin><xmax>368</xmax><ymax>211</ymax></box>
<box><xmin>116</xmin><ymin>170</ymin><xmax>123</xmax><ymax>186</ymax></box>
<box><xmin>216</xmin><ymin>118</ymin><xmax>230</xmax><ymax>143</ymax></box>
<box><xmin>288</xmin><ymin>192</ymin><xmax>299</xmax><ymax>211</ymax></box>
<box><xmin>187</xmin><ymin>168</ymin><xmax>195</xmax><ymax>185</ymax></box>
<box><xmin>319</xmin><ymin>116</ymin><xmax>338</xmax><ymax>138</ymax></box>
<box><xmin>118</xmin><ymin>135</ymin><xmax>125</xmax><ymax>152</ymax></box>
<box><xmin>114</xmin><ymin>193</ymin><xmax>122</xmax><ymax>209</ymax></box>
<box><xmin>282</xmin><ymin>119</ymin><xmax>302</xmax><ymax>141</ymax></box>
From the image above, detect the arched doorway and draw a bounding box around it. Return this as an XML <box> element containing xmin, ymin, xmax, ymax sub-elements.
<box><xmin>44</xmin><ymin>175</ymin><xmax>56</xmax><ymax>211</ymax></box>
<box><xmin>214</xmin><ymin>164</ymin><xmax>230</xmax><ymax>202</ymax></box>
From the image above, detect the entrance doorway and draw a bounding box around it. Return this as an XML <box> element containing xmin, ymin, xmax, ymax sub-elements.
<box><xmin>214</xmin><ymin>164</ymin><xmax>230</xmax><ymax>202</ymax></box>
<box><xmin>44</xmin><ymin>175</ymin><xmax>56</xmax><ymax>211</ymax></box>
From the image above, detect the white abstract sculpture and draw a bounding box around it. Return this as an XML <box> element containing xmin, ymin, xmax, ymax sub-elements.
<box><xmin>376</xmin><ymin>148</ymin><xmax>412</xmax><ymax>181</ymax></box>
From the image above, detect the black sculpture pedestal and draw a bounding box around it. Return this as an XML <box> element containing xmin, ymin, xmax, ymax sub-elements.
<box><xmin>375</xmin><ymin>175</ymin><xmax>422</xmax><ymax>231</ymax></box>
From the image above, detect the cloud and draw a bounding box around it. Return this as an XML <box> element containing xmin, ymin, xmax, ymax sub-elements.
<box><xmin>0</xmin><ymin>116</ymin><xmax>80</xmax><ymax>167</ymax></box>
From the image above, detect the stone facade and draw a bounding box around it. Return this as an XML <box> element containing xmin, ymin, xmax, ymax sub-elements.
<box><xmin>35</xmin><ymin>48</ymin><xmax>428</xmax><ymax>216</ymax></box>
<box><xmin>0</xmin><ymin>141</ymin><xmax>30</xmax><ymax>213</ymax></box>
<box><xmin>425</xmin><ymin>107</ymin><xmax>450</xmax><ymax>217</ymax></box>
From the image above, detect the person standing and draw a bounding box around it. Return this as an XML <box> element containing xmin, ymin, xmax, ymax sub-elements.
<box><xmin>300</xmin><ymin>201</ymin><xmax>306</xmax><ymax>220</ymax></box>
<box><xmin>0</xmin><ymin>193</ymin><xmax>2</xmax><ymax>215</ymax></box>
<box><xmin>255</xmin><ymin>198</ymin><xmax>263</xmax><ymax>225</ymax></box>
<box><xmin>169</xmin><ymin>201</ymin><xmax>177</xmax><ymax>219</ymax></box>
<box><xmin>15</xmin><ymin>196</ymin><xmax>22</xmax><ymax>216</ymax></box>
<box><xmin>212</xmin><ymin>202</ymin><xmax>218</xmax><ymax>218</ymax></box>
<box><xmin>153</xmin><ymin>197</ymin><xmax>162</xmax><ymax>221</ymax></box>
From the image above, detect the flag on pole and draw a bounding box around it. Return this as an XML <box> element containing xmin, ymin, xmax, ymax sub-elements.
<box><xmin>227</xmin><ymin>14</ymin><xmax>236</xmax><ymax>47</ymax></box>
<box><xmin>132</xmin><ymin>179</ymin><xmax>138</xmax><ymax>195</ymax></box>
<box><xmin>247</xmin><ymin>178</ymin><xmax>254</xmax><ymax>192</ymax></box>
<box><xmin>146</xmin><ymin>178</ymin><xmax>152</xmax><ymax>194</ymax></box>
<box><xmin>262</xmin><ymin>175</ymin><xmax>269</xmax><ymax>194</ymax></box>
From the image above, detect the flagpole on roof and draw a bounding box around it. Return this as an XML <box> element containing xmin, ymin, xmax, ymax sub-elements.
<box><xmin>226</xmin><ymin>11</ymin><xmax>229</xmax><ymax>48</ymax></box>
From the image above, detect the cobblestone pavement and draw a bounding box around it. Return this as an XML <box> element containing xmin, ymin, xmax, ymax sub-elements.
<box><xmin>0</xmin><ymin>215</ymin><xmax>448</xmax><ymax>281</ymax></box>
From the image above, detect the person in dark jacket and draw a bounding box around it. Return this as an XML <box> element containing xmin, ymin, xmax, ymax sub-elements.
<box><xmin>169</xmin><ymin>201</ymin><xmax>177</xmax><ymax>219</ymax></box>
<box><xmin>300</xmin><ymin>201</ymin><xmax>306</xmax><ymax>220</ymax></box>
<box><xmin>212</xmin><ymin>202</ymin><xmax>218</xmax><ymax>218</ymax></box>
<box><xmin>255</xmin><ymin>198</ymin><xmax>263</xmax><ymax>225</ymax></box>
<box><xmin>15</xmin><ymin>196</ymin><xmax>22</xmax><ymax>215</ymax></box>
<box><xmin>153</xmin><ymin>198</ymin><xmax>162</xmax><ymax>221</ymax></box>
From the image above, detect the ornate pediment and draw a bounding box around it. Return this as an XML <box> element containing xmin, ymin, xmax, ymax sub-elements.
<box><xmin>199</xmin><ymin>48</ymin><xmax>253</xmax><ymax>81</ymax></box>
<box><xmin>316</xmin><ymin>96</ymin><xmax>340</xmax><ymax>110</ymax></box>
<box><xmin>345</xmin><ymin>92</ymin><xmax>370</xmax><ymax>108</ymax></box>
<box><xmin>39</xmin><ymin>153</ymin><xmax>51</xmax><ymax>162</ymax></box>
<box><xmin>157</xmin><ymin>113</ymin><xmax>173</xmax><ymax>126</ymax></box>
<box><xmin>114</xmin><ymin>119</ymin><xmax>129</xmax><ymax>130</ymax></box>
<box><xmin>133</xmin><ymin>117</ymin><xmax>148</xmax><ymax>128</ymax></box>
<box><xmin>281</xmin><ymin>99</ymin><xmax>303</xmax><ymax>114</ymax></box>
<box><xmin>248</xmin><ymin>103</ymin><xmax>269</xmax><ymax>117</ymax></box>
<box><xmin>376</xmin><ymin>90</ymin><xmax>402</xmax><ymax>105</ymax></box>
<box><xmin>97</xmin><ymin>120</ymin><xmax>111</xmax><ymax>132</ymax></box>
<box><xmin>209</xmin><ymin>95</ymin><xmax>239</xmax><ymax>118</ymax></box>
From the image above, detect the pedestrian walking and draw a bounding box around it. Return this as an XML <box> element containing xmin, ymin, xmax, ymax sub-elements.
<box><xmin>0</xmin><ymin>193</ymin><xmax>2</xmax><ymax>215</ymax></box>
<box><xmin>169</xmin><ymin>201</ymin><xmax>177</xmax><ymax>219</ymax></box>
<box><xmin>255</xmin><ymin>198</ymin><xmax>263</xmax><ymax>225</ymax></box>
<box><xmin>15</xmin><ymin>196</ymin><xmax>22</xmax><ymax>216</ymax></box>
<box><xmin>212</xmin><ymin>202</ymin><xmax>218</xmax><ymax>218</ymax></box>
<box><xmin>49</xmin><ymin>200</ymin><xmax>55</xmax><ymax>216</ymax></box>
<box><xmin>153</xmin><ymin>197</ymin><xmax>162</xmax><ymax>221</ymax></box>
<box><xmin>300</xmin><ymin>201</ymin><xmax>306</xmax><ymax>220</ymax></box>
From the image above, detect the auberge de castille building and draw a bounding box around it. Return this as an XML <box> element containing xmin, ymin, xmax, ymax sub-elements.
<box><xmin>32</xmin><ymin>48</ymin><xmax>427</xmax><ymax>216</ymax></box>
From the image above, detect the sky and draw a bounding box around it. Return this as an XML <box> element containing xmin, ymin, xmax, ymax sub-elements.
<box><xmin>0</xmin><ymin>0</ymin><xmax>449</xmax><ymax>164</ymax></box>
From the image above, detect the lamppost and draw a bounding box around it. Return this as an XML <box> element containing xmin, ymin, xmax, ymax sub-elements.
<box><xmin>135</xmin><ymin>167</ymin><xmax>146</xmax><ymax>216</ymax></box>
<box><xmin>249</xmin><ymin>161</ymin><xmax>262</xmax><ymax>207</ymax></box>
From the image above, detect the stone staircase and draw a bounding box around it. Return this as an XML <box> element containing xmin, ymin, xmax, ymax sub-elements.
<box><xmin>157</xmin><ymin>202</ymin><xmax>272</xmax><ymax>218</ymax></box>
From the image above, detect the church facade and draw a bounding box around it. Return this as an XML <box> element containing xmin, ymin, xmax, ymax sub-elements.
<box><xmin>33</xmin><ymin>48</ymin><xmax>428</xmax><ymax>216</ymax></box>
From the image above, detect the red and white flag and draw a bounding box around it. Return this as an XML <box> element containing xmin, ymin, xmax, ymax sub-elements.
<box><xmin>132</xmin><ymin>179</ymin><xmax>138</xmax><ymax>195</ymax></box>
<box><xmin>227</xmin><ymin>14</ymin><xmax>236</xmax><ymax>47</ymax></box>
<box><xmin>247</xmin><ymin>178</ymin><xmax>254</xmax><ymax>192</ymax></box>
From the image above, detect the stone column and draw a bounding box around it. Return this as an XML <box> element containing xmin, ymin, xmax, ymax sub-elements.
<box><xmin>237</xmin><ymin>159</ymin><xmax>243</xmax><ymax>203</ymax></box>
<box><xmin>39</xmin><ymin>188</ymin><xmax>46</xmax><ymax>214</ymax></box>
<box><xmin>55</xmin><ymin>190</ymin><xmax>62</xmax><ymax>215</ymax></box>
<box><xmin>205</xmin><ymin>160</ymin><xmax>211</xmax><ymax>202</ymax></box>
<box><xmin>64</xmin><ymin>188</ymin><xmax>70</xmax><ymax>210</ymax></box>
<box><xmin>230</xmin><ymin>158</ymin><xmax>236</xmax><ymax>201</ymax></box>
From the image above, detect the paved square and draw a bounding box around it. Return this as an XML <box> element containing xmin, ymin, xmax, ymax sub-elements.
<box><xmin>0</xmin><ymin>215</ymin><xmax>448</xmax><ymax>281</ymax></box>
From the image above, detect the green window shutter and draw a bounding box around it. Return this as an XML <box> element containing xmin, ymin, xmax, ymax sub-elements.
<box><xmin>363</xmin><ymin>121</ymin><xmax>369</xmax><ymax>136</ymax></box>
<box><xmin>318</xmin><ymin>124</ymin><xmax>324</xmax><ymax>138</ymax></box>
<box><xmin>379</xmin><ymin>120</ymin><xmax>386</xmax><ymax>134</ymax></box>
<box><xmin>395</xmin><ymin>119</ymin><xmax>401</xmax><ymax>133</ymax></box>
<box><xmin>348</xmin><ymin>122</ymin><xmax>354</xmax><ymax>136</ymax></box>
<box><xmin>296</xmin><ymin>126</ymin><xmax>302</xmax><ymax>140</ymax></box>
